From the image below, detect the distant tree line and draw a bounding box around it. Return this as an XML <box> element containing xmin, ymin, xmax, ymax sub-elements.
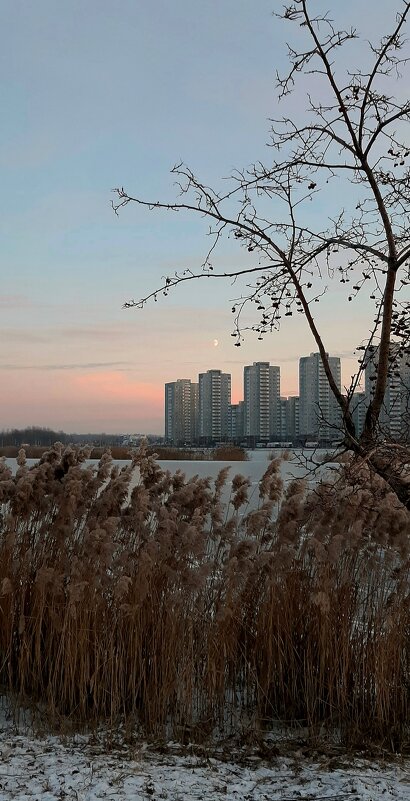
<box><xmin>0</xmin><ymin>427</ymin><xmax>128</xmax><ymax>448</ymax></box>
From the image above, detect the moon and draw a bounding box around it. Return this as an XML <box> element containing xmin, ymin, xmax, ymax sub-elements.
<box><xmin>213</xmin><ymin>338</ymin><xmax>219</xmax><ymax>347</ymax></box>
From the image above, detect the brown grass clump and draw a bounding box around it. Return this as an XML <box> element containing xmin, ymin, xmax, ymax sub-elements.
<box><xmin>0</xmin><ymin>445</ymin><xmax>48</xmax><ymax>459</ymax></box>
<box><xmin>212</xmin><ymin>445</ymin><xmax>248</xmax><ymax>461</ymax></box>
<box><xmin>0</xmin><ymin>444</ymin><xmax>248</xmax><ymax>462</ymax></box>
<box><xmin>0</xmin><ymin>442</ymin><xmax>409</xmax><ymax>750</ymax></box>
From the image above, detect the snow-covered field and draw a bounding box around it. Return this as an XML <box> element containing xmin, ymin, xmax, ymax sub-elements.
<box><xmin>0</xmin><ymin>708</ymin><xmax>408</xmax><ymax>801</ymax></box>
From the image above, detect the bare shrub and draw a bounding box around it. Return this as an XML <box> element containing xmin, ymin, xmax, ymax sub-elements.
<box><xmin>212</xmin><ymin>446</ymin><xmax>248</xmax><ymax>461</ymax></box>
<box><xmin>150</xmin><ymin>446</ymin><xmax>247</xmax><ymax>461</ymax></box>
<box><xmin>0</xmin><ymin>443</ymin><xmax>409</xmax><ymax>750</ymax></box>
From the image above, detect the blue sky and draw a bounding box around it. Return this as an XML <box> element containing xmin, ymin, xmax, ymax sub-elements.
<box><xmin>0</xmin><ymin>0</ymin><xmax>400</xmax><ymax>433</ymax></box>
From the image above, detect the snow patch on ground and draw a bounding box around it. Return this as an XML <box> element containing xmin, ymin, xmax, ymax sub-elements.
<box><xmin>0</xmin><ymin>709</ymin><xmax>408</xmax><ymax>800</ymax></box>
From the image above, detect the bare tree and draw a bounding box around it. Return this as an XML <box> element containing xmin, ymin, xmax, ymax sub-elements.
<box><xmin>113</xmin><ymin>0</ymin><xmax>410</xmax><ymax>508</ymax></box>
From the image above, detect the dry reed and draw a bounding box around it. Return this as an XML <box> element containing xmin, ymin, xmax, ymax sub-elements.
<box><xmin>0</xmin><ymin>442</ymin><xmax>409</xmax><ymax>750</ymax></box>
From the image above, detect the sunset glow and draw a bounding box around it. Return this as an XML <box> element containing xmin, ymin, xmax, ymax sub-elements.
<box><xmin>1</xmin><ymin>0</ymin><xmax>376</xmax><ymax>433</ymax></box>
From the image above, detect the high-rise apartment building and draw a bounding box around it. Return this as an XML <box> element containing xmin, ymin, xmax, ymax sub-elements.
<box><xmin>277</xmin><ymin>396</ymin><xmax>300</xmax><ymax>442</ymax></box>
<box><xmin>286</xmin><ymin>396</ymin><xmax>300</xmax><ymax>441</ymax></box>
<box><xmin>299</xmin><ymin>352</ymin><xmax>341</xmax><ymax>440</ymax></box>
<box><xmin>165</xmin><ymin>379</ymin><xmax>199</xmax><ymax>445</ymax></box>
<box><xmin>365</xmin><ymin>344</ymin><xmax>410</xmax><ymax>440</ymax></box>
<box><xmin>279</xmin><ymin>397</ymin><xmax>288</xmax><ymax>440</ymax></box>
<box><xmin>243</xmin><ymin>362</ymin><xmax>280</xmax><ymax>442</ymax></box>
<box><xmin>198</xmin><ymin>369</ymin><xmax>231</xmax><ymax>443</ymax></box>
<box><xmin>228</xmin><ymin>401</ymin><xmax>244</xmax><ymax>442</ymax></box>
<box><xmin>401</xmin><ymin>356</ymin><xmax>410</xmax><ymax>441</ymax></box>
<box><xmin>351</xmin><ymin>391</ymin><xmax>366</xmax><ymax>438</ymax></box>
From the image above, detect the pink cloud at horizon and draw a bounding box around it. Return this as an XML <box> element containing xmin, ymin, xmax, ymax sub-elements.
<box><xmin>0</xmin><ymin>369</ymin><xmax>165</xmax><ymax>434</ymax></box>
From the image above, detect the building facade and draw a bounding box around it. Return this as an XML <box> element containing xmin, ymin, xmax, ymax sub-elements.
<box><xmin>299</xmin><ymin>352</ymin><xmax>341</xmax><ymax>441</ymax></box>
<box><xmin>228</xmin><ymin>401</ymin><xmax>244</xmax><ymax>442</ymax></box>
<box><xmin>198</xmin><ymin>369</ymin><xmax>231</xmax><ymax>443</ymax></box>
<box><xmin>243</xmin><ymin>362</ymin><xmax>280</xmax><ymax>443</ymax></box>
<box><xmin>351</xmin><ymin>391</ymin><xmax>366</xmax><ymax>438</ymax></box>
<box><xmin>164</xmin><ymin>379</ymin><xmax>198</xmax><ymax>445</ymax></box>
<box><xmin>286</xmin><ymin>395</ymin><xmax>300</xmax><ymax>442</ymax></box>
<box><xmin>365</xmin><ymin>344</ymin><xmax>410</xmax><ymax>440</ymax></box>
<box><xmin>276</xmin><ymin>396</ymin><xmax>300</xmax><ymax>442</ymax></box>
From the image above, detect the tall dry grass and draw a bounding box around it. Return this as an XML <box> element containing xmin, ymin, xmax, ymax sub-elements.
<box><xmin>0</xmin><ymin>442</ymin><xmax>409</xmax><ymax>749</ymax></box>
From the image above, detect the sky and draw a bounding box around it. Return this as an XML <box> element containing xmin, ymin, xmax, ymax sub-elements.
<box><xmin>0</xmin><ymin>0</ymin><xmax>401</xmax><ymax>434</ymax></box>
